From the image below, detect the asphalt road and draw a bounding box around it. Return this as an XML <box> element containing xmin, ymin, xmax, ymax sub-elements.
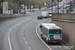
<box><xmin>0</xmin><ymin>11</ymin><xmax>51</xmax><ymax>50</ymax></box>
<box><xmin>0</xmin><ymin>11</ymin><xmax>71</xmax><ymax>50</ymax></box>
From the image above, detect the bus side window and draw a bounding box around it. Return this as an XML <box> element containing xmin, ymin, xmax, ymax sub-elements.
<box><xmin>40</xmin><ymin>25</ymin><xmax>42</xmax><ymax>28</ymax></box>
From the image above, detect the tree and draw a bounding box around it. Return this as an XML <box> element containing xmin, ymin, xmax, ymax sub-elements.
<box><xmin>12</xmin><ymin>0</ymin><xmax>52</xmax><ymax>8</ymax></box>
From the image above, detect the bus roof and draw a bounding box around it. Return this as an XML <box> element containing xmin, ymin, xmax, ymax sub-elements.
<box><xmin>41</xmin><ymin>23</ymin><xmax>62</xmax><ymax>29</ymax></box>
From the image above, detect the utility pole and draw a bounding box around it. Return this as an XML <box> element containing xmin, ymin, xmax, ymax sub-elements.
<box><xmin>17</xmin><ymin>0</ymin><xmax>18</xmax><ymax>10</ymax></box>
<box><xmin>25</xmin><ymin>6</ymin><xmax>27</xmax><ymax>15</ymax></box>
<box><xmin>29</xmin><ymin>0</ymin><xmax>31</xmax><ymax>12</ymax></box>
<box><xmin>9</xmin><ymin>0</ymin><xmax>12</xmax><ymax>15</ymax></box>
<box><xmin>70</xmin><ymin>0</ymin><xmax>73</xmax><ymax>13</ymax></box>
<box><xmin>55</xmin><ymin>0</ymin><xmax>57</xmax><ymax>13</ymax></box>
<box><xmin>51</xmin><ymin>0</ymin><xmax>54</xmax><ymax>13</ymax></box>
<box><xmin>63</xmin><ymin>0</ymin><xmax>66</xmax><ymax>13</ymax></box>
<box><xmin>58</xmin><ymin>0</ymin><xmax>59</xmax><ymax>13</ymax></box>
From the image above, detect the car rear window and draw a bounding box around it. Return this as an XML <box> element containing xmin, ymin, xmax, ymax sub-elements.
<box><xmin>49</xmin><ymin>29</ymin><xmax>61</xmax><ymax>34</ymax></box>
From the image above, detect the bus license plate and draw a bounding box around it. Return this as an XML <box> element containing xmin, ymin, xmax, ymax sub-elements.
<box><xmin>53</xmin><ymin>35</ymin><xmax>60</xmax><ymax>39</ymax></box>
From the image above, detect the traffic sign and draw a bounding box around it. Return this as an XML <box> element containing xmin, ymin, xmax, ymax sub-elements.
<box><xmin>21</xmin><ymin>4</ymin><xmax>25</xmax><ymax>9</ymax></box>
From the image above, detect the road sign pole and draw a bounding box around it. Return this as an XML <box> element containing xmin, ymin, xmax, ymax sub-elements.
<box><xmin>25</xmin><ymin>6</ymin><xmax>27</xmax><ymax>15</ymax></box>
<box><xmin>63</xmin><ymin>0</ymin><xmax>64</xmax><ymax>13</ymax></box>
<box><xmin>58</xmin><ymin>0</ymin><xmax>59</xmax><ymax>13</ymax></box>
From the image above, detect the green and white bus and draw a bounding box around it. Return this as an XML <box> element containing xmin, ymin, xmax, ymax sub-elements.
<box><xmin>40</xmin><ymin>23</ymin><xmax>62</xmax><ymax>43</ymax></box>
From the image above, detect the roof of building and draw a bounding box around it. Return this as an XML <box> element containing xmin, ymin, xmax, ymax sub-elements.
<box><xmin>41</xmin><ymin>23</ymin><xmax>62</xmax><ymax>29</ymax></box>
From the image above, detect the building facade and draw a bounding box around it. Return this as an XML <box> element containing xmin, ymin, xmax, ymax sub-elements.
<box><xmin>0</xmin><ymin>0</ymin><xmax>9</xmax><ymax>14</ymax></box>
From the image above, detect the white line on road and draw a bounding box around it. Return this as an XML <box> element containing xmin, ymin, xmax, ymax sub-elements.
<box><xmin>8</xmin><ymin>17</ymin><xmax>34</xmax><ymax>50</ymax></box>
<box><xmin>28</xmin><ymin>47</ymin><xmax>31</xmax><ymax>49</ymax></box>
<box><xmin>23</xmin><ymin>37</ymin><xmax>25</xmax><ymax>39</ymax></box>
<box><xmin>35</xmin><ymin>19</ymin><xmax>52</xmax><ymax>50</ymax></box>
<box><xmin>25</xmin><ymin>42</ymin><xmax>27</xmax><ymax>44</ymax></box>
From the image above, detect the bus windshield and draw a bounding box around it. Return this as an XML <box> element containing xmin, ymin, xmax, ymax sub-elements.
<box><xmin>49</xmin><ymin>29</ymin><xmax>61</xmax><ymax>34</ymax></box>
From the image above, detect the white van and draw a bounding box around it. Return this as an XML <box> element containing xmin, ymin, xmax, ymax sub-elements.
<box><xmin>41</xmin><ymin>12</ymin><xmax>52</xmax><ymax>18</ymax></box>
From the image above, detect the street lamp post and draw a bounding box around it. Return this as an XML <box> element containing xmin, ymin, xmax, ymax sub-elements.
<box><xmin>29</xmin><ymin>0</ymin><xmax>31</xmax><ymax>12</ymax></box>
<box><xmin>17</xmin><ymin>0</ymin><xmax>18</xmax><ymax>10</ymax></box>
<box><xmin>63</xmin><ymin>0</ymin><xmax>64</xmax><ymax>13</ymax></box>
<box><xmin>70</xmin><ymin>0</ymin><xmax>73</xmax><ymax>13</ymax></box>
<box><xmin>51</xmin><ymin>0</ymin><xmax>54</xmax><ymax>13</ymax></box>
<box><xmin>10</xmin><ymin>0</ymin><xmax>12</xmax><ymax>15</ymax></box>
<box><xmin>58</xmin><ymin>0</ymin><xmax>59</xmax><ymax>13</ymax></box>
<box><xmin>57</xmin><ymin>0</ymin><xmax>60</xmax><ymax>13</ymax></box>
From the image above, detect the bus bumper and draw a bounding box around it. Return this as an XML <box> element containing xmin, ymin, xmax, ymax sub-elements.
<box><xmin>47</xmin><ymin>40</ymin><xmax>62</xmax><ymax>43</ymax></box>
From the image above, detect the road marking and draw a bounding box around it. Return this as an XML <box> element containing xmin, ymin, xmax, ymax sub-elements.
<box><xmin>28</xmin><ymin>47</ymin><xmax>31</xmax><ymax>49</ymax></box>
<box><xmin>8</xmin><ymin>17</ymin><xmax>36</xmax><ymax>50</ymax></box>
<box><xmin>35</xmin><ymin>19</ymin><xmax>52</xmax><ymax>50</ymax></box>
<box><xmin>25</xmin><ymin>42</ymin><xmax>27</xmax><ymax>44</ymax></box>
<box><xmin>23</xmin><ymin>37</ymin><xmax>25</xmax><ymax>39</ymax></box>
<box><xmin>0</xmin><ymin>28</ymin><xmax>1</xmax><ymax>29</ymax></box>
